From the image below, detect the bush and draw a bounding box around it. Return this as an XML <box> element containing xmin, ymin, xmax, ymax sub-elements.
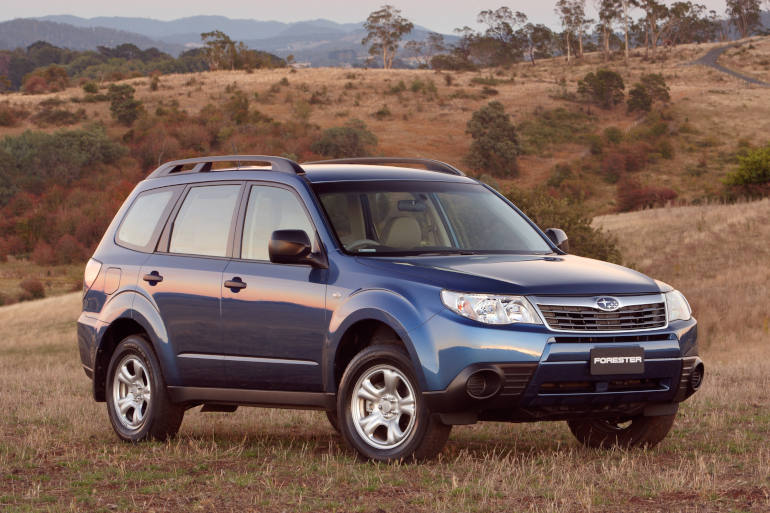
<box><xmin>603</xmin><ymin>126</ymin><xmax>624</xmax><ymax>145</ymax></box>
<box><xmin>108</xmin><ymin>84</ymin><xmax>143</xmax><ymax>126</ymax></box>
<box><xmin>31</xmin><ymin>106</ymin><xmax>87</xmax><ymax>127</ymax></box>
<box><xmin>724</xmin><ymin>144</ymin><xmax>770</xmax><ymax>186</ymax></box>
<box><xmin>310</xmin><ymin>119</ymin><xmax>378</xmax><ymax>158</ymax></box>
<box><xmin>224</xmin><ymin>91</ymin><xmax>250</xmax><ymax>125</ymax></box>
<box><xmin>372</xmin><ymin>104</ymin><xmax>392</xmax><ymax>120</ymax></box>
<box><xmin>547</xmin><ymin>163</ymin><xmax>574</xmax><ymax>188</ymax></box>
<box><xmin>519</xmin><ymin>107</ymin><xmax>594</xmax><ymax>155</ymax></box>
<box><xmin>627</xmin><ymin>84</ymin><xmax>652</xmax><ymax>113</ymax></box>
<box><xmin>464</xmin><ymin>101</ymin><xmax>520</xmax><ymax>177</ymax></box>
<box><xmin>616</xmin><ymin>176</ymin><xmax>678</xmax><ymax>212</ymax></box>
<box><xmin>0</xmin><ymin>103</ymin><xmax>28</xmax><ymax>127</ymax></box>
<box><xmin>639</xmin><ymin>73</ymin><xmax>670</xmax><ymax>103</ymax></box>
<box><xmin>505</xmin><ymin>187</ymin><xmax>622</xmax><ymax>263</ymax></box>
<box><xmin>21</xmin><ymin>65</ymin><xmax>69</xmax><ymax>94</ymax></box>
<box><xmin>578</xmin><ymin>69</ymin><xmax>625</xmax><ymax>109</ymax></box>
<box><xmin>82</xmin><ymin>81</ymin><xmax>99</xmax><ymax>94</ymax></box>
<box><xmin>19</xmin><ymin>278</ymin><xmax>46</xmax><ymax>300</ymax></box>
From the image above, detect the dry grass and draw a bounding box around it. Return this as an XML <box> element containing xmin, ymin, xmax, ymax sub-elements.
<box><xmin>2</xmin><ymin>37</ymin><xmax>770</xmax><ymax>214</ymax></box>
<box><xmin>718</xmin><ymin>37</ymin><xmax>770</xmax><ymax>84</ymax></box>
<box><xmin>1</xmin><ymin>200</ymin><xmax>769</xmax><ymax>512</ymax></box>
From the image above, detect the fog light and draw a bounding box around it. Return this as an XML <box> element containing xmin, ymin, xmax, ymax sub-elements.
<box><xmin>466</xmin><ymin>370</ymin><xmax>501</xmax><ymax>399</ymax></box>
<box><xmin>690</xmin><ymin>364</ymin><xmax>704</xmax><ymax>392</ymax></box>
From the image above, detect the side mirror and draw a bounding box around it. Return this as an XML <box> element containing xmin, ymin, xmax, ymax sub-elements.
<box><xmin>269</xmin><ymin>230</ymin><xmax>327</xmax><ymax>268</ymax></box>
<box><xmin>544</xmin><ymin>228</ymin><xmax>569</xmax><ymax>252</ymax></box>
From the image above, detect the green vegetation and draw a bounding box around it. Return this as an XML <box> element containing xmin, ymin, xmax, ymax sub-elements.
<box><xmin>519</xmin><ymin>107</ymin><xmax>594</xmax><ymax>155</ymax></box>
<box><xmin>310</xmin><ymin>119</ymin><xmax>377</xmax><ymax>158</ymax></box>
<box><xmin>578</xmin><ymin>69</ymin><xmax>625</xmax><ymax>109</ymax></box>
<box><xmin>108</xmin><ymin>84</ymin><xmax>143</xmax><ymax>126</ymax></box>
<box><xmin>627</xmin><ymin>73</ymin><xmax>671</xmax><ymax>113</ymax></box>
<box><xmin>506</xmin><ymin>187</ymin><xmax>621</xmax><ymax>263</ymax></box>
<box><xmin>464</xmin><ymin>101</ymin><xmax>520</xmax><ymax>177</ymax></box>
<box><xmin>725</xmin><ymin>143</ymin><xmax>770</xmax><ymax>186</ymax></box>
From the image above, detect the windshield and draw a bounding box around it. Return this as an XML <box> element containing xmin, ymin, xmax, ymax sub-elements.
<box><xmin>313</xmin><ymin>181</ymin><xmax>552</xmax><ymax>255</ymax></box>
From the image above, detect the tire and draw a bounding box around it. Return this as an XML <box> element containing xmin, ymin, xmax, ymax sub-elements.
<box><xmin>325</xmin><ymin>410</ymin><xmax>340</xmax><ymax>432</ymax></box>
<box><xmin>567</xmin><ymin>412</ymin><xmax>677</xmax><ymax>449</ymax></box>
<box><xmin>337</xmin><ymin>344</ymin><xmax>451</xmax><ymax>461</ymax></box>
<box><xmin>105</xmin><ymin>335</ymin><xmax>184</xmax><ymax>442</ymax></box>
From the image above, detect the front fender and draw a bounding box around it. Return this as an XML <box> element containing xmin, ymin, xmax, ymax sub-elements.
<box><xmin>325</xmin><ymin>288</ymin><xmax>434</xmax><ymax>392</ymax></box>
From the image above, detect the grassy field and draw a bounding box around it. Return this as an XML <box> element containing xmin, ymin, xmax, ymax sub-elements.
<box><xmin>1</xmin><ymin>199</ymin><xmax>769</xmax><ymax>512</ymax></box>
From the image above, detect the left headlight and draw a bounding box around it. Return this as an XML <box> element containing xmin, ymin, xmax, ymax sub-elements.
<box><xmin>440</xmin><ymin>290</ymin><xmax>542</xmax><ymax>325</ymax></box>
<box><xmin>665</xmin><ymin>290</ymin><xmax>692</xmax><ymax>321</ymax></box>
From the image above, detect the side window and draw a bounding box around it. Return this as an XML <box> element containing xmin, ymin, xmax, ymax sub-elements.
<box><xmin>169</xmin><ymin>185</ymin><xmax>241</xmax><ymax>257</ymax></box>
<box><xmin>116</xmin><ymin>188</ymin><xmax>177</xmax><ymax>252</ymax></box>
<box><xmin>241</xmin><ymin>186</ymin><xmax>315</xmax><ymax>261</ymax></box>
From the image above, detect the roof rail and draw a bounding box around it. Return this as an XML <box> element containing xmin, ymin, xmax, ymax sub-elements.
<box><xmin>147</xmin><ymin>155</ymin><xmax>305</xmax><ymax>179</ymax></box>
<box><xmin>302</xmin><ymin>157</ymin><xmax>465</xmax><ymax>176</ymax></box>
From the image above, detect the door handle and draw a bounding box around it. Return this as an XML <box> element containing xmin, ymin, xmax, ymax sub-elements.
<box><xmin>225</xmin><ymin>277</ymin><xmax>247</xmax><ymax>292</ymax></box>
<box><xmin>143</xmin><ymin>271</ymin><xmax>163</xmax><ymax>285</ymax></box>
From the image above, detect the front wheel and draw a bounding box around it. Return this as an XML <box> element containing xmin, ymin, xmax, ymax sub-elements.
<box><xmin>106</xmin><ymin>335</ymin><xmax>184</xmax><ymax>442</ymax></box>
<box><xmin>337</xmin><ymin>345</ymin><xmax>451</xmax><ymax>461</ymax></box>
<box><xmin>567</xmin><ymin>412</ymin><xmax>677</xmax><ymax>449</ymax></box>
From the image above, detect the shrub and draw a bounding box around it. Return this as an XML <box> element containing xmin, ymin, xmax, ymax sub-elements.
<box><xmin>224</xmin><ymin>91</ymin><xmax>250</xmax><ymax>125</ymax></box>
<box><xmin>82</xmin><ymin>81</ymin><xmax>98</xmax><ymax>94</ymax></box>
<box><xmin>603</xmin><ymin>126</ymin><xmax>624</xmax><ymax>145</ymax></box>
<box><xmin>724</xmin><ymin>144</ymin><xmax>770</xmax><ymax>186</ymax></box>
<box><xmin>21</xmin><ymin>65</ymin><xmax>69</xmax><ymax>94</ymax></box>
<box><xmin>108</xmin><ymin>84</ymin><xmax>143</xmax><ymax>126</ymax></box>
<box><xmin>372</xmin><ymin>104</ymin><xmax>392</xmax><ymax>120</ymax></box>
<box><xmin>31</xmin><ymin>106</ymin><xmax>87</xmax><ymax>127</ymax></box>
<box><xmin>578</xmin><ymin>69</ymin><xmax>625</xmax><ymax>109</ymax></box>
<box><xmin>54</xmin><ymin>234</ymin><xmax>87</xmax><ymax>264</ymax></box>
<box><xmin>547</xmin><ymin>163</ymin><xmax>573</xmax><ymax>187</ymax></box>
<box><xmin>639</xmin><ymin>73</ymin><xmax>670</xmax><ymax>103</ymax></box>
<box><xmin>310</xmin><ymin>119</ymin><xmax>378</xmax><ymax>158</ymax></box>
<box><xmin>519</xmin><ymin>108</ymin><xmax>594</xmax><ymax>155</ymax></box>
<box><xmin>627</xmin><ymin>84</ymin><xmax>652</xmax><ymax>113</ymax></box>
<box><xmin>0</xmin><ymin>103</ymin><xmax>28</xmax><ymax>127</ymax></box>
<box><xmin>149</xmin><ymin>75</ymin><xmax>160</xmax><ymax>91</ymax></box>
<box><xmin>616</xmin><ymin>176</ymin><xmax>678</xmax><ymax>212</ymax></box>
<box><xmin>464</xmin><ymin>101</ymin><xmax>520</xmax><ymax>177</ymax></box>
<box><xmin>31</xmin><ymin>240</ymin><xmax>56</xmax><ymax>265</ymax></box>
<box><xmin>505</xmin><ymin>187</ymin><xmax>622</xmax><ymax>263</ymax></box>
<box><xmin>387</xmin><ymin>81</ymin><xmax>407</xmax><ymax>94</ymax></box>
<box><xmin>19</xmin><ymin>278</ymin><xmax>45</xmax><ymax>300</ymax></box>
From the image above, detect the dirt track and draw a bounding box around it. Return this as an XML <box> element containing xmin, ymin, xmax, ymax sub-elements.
<box><xmin>693</xmin><ymin>43</ymin><xmax>770</xmax><ymax>87</ymax></box>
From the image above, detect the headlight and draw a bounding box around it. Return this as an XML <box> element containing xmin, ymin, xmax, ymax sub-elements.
<box><xmin>440</xmin><ymin>290</ymin><xmax>542</xmax><ymax>325</ymax></box>
<box><xmin>665</xmin><ymin>290</ymin><xmax>692</xmax><ymax>321</ymax></box>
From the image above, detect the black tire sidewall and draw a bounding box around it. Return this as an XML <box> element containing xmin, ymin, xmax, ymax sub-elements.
<box><xmin>105</xmin><ymin>335</ymin><xmax>165</xmax><ymax>442</ymax></box>
<box><xmin>337</xmin><ymin>345</ymin><xmax>430</xmax><ymax>461</ymax></box>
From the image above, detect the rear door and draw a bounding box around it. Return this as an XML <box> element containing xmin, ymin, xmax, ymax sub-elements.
<box><xmin>219</xmin><ymin>183</ymin><xmax>327</xmax><ymax>391</ymax></box>
<box><xmin>139</xmin><ymin>182</ymin><xmax>243</xmax><ymax>388</ymax></box>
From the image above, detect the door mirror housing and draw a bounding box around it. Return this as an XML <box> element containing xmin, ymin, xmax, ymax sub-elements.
<box><xmin>269</xmin><ymin>230</ymin><xmax>327</xmax><ymax>268</ymax></box>
<box><xmin>544</xmin><ymin>228</ymin><xmax>569</xmax><ymax>252</ymax></box>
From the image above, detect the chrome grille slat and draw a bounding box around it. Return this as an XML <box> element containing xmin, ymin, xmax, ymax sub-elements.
<box><xmin>536</xmin><ymin>298</ymin><xmax>667</xmax><ymax>332</ymax></box>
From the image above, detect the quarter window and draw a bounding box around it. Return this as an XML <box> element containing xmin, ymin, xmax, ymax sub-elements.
<box><xmin>169</xmin><ymin>185</ymin><xmax>241</xmax><ymax>257</ymax></box>
<box><xmin>241</xmin><ymin>186</ymin><xmax>315</xmax><ymax>261</ymax></box>
<box><xmin>116</xmin><ymin>188</ymin><xmax>176</xmax><ymax>251</ymax></box>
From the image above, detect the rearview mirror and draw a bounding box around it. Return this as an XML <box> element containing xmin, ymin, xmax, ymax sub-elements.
<box><xmin>269</xmin><ymin>230</ymin><xmax>327</xmax><ymax>268</ymax></box>
<box><xmin>544</xmin><ymin>228</ymin><xmax>569</xmax><ymax>252</ymax></box>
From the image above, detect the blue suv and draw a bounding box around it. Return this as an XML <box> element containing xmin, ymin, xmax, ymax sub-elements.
<box><xmin>78</xmin><ymin>156</ymin><xmax>703</xmax><ymax>461</ymax></box>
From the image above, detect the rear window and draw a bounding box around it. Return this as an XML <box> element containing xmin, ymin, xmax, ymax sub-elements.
<box><xmin>116</xmin><ymin>188</ymin><xmax>176</xmax><ymax>252</ymax></box>
<box><xmin>169</xmin><ymin>185</ymin><xmax>241</xmax><ymax>257</ymax></box>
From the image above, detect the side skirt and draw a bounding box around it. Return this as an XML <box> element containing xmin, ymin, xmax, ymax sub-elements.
<box><xmin>168</xmin><ymin>386</ymin><xmax>335</xmax><ymax>410</ymax></box>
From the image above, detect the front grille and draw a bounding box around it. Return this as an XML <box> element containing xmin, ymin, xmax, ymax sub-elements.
<box><xmin>553</xmin><ymin>334</ymin><xmax>673</xmax><ymax>343</ymax></box>
<box><xmin>538</xmin><ymin>302</ymin><xmax>666</xmax><ymax>331</ymax></box>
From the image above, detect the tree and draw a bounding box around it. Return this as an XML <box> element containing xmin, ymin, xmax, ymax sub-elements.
<box><xmin>404</xmin><ymin>32</ymin><xmax>445</xmax><ymax>68</ymax></box>
<box><xmin>596</xmin><ymin>0</ymin><xmax>623</xmax><ymax>61</ymax></box>
<box><xmin>201</xmin><ymin>30</ymin><xmax>236</xmax><ymax>70</ymax></box>
<box><xmin>578</xmin><ymin>69</ymin><xmax>625</xmax><ymax>109</ymax></box>
<box><xmin>362</xmin><ymin>5</ymin><xmax>414</xmax><ymax>69</ymax></box>
<box><xmin>464</xmin><ymin>101</ymin><xmax>520</xmax><ymax>177</ymax></box>
<box><xmin>619</xmin><ymin>0</ymin><xmax>639</xmax><ymax>62</ymax></box>
<box><xmin>725</xmin><ymin>0</ymin><xmax>762</xmax><ymax>39</ymax></box>
<box><xmin>639</xmin><ymin>0</ymin><xmax>671</xmax><ymax>56</ymax></box>
<box><xmin>555</xmin><ymin>0</ymin><xmax>587</xmax><ymax>62</ymax></box>
<box><xmin>522</xmin><ymin>24</ymin><xmax>556</xmax><ymax>65</ymax></box>
<box><xmin>108</xmin><ymin>84</ymin><xmax>143</xmax><ymax>126</ymax></box>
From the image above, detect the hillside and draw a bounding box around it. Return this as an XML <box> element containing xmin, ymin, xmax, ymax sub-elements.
<box><xmin>1</xmin><ymin>199</ymin><xmax>768</xmax><ymax>512</ymax></box>
<box><xmin>2</xmin><ymin>37</ymin><xmax>769</xmax><ymax>212</ymax></box>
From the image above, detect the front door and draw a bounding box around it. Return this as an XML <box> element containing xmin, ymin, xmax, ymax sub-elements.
<box><xmin>220</xmin><ymin>184</ymin><xmax>327</xmax><ymax>391</ymax></box>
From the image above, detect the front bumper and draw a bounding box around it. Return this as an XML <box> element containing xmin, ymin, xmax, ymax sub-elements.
<box><xmin>416</xmin><ymin>313</ymin><xmax>701</xmax><ymax>422</ymax></box>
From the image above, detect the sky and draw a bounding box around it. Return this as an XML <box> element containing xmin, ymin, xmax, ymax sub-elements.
<box><xmin>0</xmin><ymin>0</ymin><xmax>735</xmax><ymax>34</ymax></box>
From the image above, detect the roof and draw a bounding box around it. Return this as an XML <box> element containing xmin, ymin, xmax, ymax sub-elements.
<box><xmin>300</xmin><ymin>164</ymin><xmax>476</xmax><ymax>184</ymax></box>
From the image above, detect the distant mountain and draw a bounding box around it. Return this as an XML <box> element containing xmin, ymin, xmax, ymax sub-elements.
<box><xmin>2</xmin><ymin>15</ymin><xmax>457</xmax><ymax>66</ymax></box>
<box><xmin>0</xmin><ymin>18</ymin><xmax>183</xmax><ymax>54</ymax></box>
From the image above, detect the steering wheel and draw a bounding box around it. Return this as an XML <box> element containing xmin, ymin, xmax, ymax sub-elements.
<box><xmin>347</xmin><ymin>239</ymin><xmax>382</xmax><ymax>251</ymax></box>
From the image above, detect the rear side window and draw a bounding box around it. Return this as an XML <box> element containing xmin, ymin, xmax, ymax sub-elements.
<box><xmin>116</xmin><ymin>188</ymin><xmax>176</xmax><ymax>252</ymax></box>
<box><xmin>169</xmin><ymin>185</ymin><xmax>241</xmax><ymax>257</ymax></box>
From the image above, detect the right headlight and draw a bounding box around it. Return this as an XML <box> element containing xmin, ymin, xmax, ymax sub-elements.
<box><xmin>440</xmin><ymin>290</ymin><xmax>542</xmax><ymax>325</ymax></box>
<box><xmin>665</xmin><ymin>290</ymin><xmax>692</xmax><ymax>322</ymax></box>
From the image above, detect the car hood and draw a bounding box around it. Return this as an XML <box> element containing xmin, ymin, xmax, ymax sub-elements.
<box><xmin>356</xmin><ymin>254</ymin><xmax>662</xmax><ymax>296</ymax></box>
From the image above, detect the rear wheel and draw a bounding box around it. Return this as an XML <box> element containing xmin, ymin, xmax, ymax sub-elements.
<box><xmin>106</xmin><ymin>335</ymin><xmax>184</xmax><ymax>442</ymax></box>
<box><xmin>337</xmin><ymin>345</ymin><xmax>451</xmax><ymax>461</ymax></box>
<box><xmin>567</xmin><ymin>412</ymin><xmax>677</xmax><ymax>449</ymax></box>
